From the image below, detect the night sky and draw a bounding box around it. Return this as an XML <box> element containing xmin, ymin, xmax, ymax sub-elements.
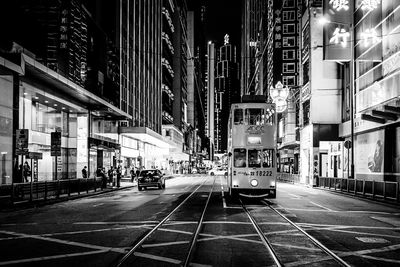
<box><xmin>204</xmin><ymin>0</ymin><xmax>242</xmax><ymax>48</ymax></box>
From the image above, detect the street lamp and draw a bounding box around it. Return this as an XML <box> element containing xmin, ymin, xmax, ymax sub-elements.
<box><xmin>270</xmin><ymin>81</ymin><xmax>289</xmax><ymax>113</ymax></box>
<box><xmin>319</xmin><ymin>17</ymin><xmax>355</xmax><ymax>178</ymax></box>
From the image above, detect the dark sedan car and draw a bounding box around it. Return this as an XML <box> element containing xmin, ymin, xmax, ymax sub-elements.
<box><xmin>138</xmin><ymin>169</ymin><xmax>166</xmax><ymax>191</ymax></box>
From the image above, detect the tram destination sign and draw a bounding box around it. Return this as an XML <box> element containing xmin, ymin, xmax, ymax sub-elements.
<box><xmin>51</xmin><ymin>131</ymin><xmax>61</xmax><ymax>157</ymax></box>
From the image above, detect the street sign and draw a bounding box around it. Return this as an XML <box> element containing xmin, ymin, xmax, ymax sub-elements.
<box><xmin>51</xmin><ymin>131</ymin><xmax>62</xmax><ymax>156</ymax></box>
<box><xmin>344</xmin><ymin>140</ymin><xmax>352</xmax><ymax>149</ymax></box>
<box><xmin>16</xmin><ymin>129</ymin><xmax>29</xmax><ymax>155</ymax></box>
<box><xmin>26</xmin><ymin>152</ymin><xmax>43</xmax><ymax>160</ymax></box>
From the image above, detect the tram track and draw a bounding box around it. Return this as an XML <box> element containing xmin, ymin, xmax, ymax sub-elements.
<box><xmin>240</xmin><ymin>197</ymin><xmax>351</xmax><ymax>267</ymax></box>
<box><xmin>115</xmin><ymin>176</ymin><xmax>215</xmax><ymax>267</ymax></box>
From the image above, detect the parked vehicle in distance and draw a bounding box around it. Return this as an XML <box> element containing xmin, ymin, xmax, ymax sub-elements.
<box><xmin>138</xmin><ymin>169</ymin><xmax>165</xmax><ymax>191</ymax></box>
<box><xmin>192</xmin><ymin>168</ymin><xmax>198</xmax><ymax>174</ymax></box>
<box><xmin>209</xmin><ymin>167</ymin><xmax>228</xmax><ymax>176</ymax></box>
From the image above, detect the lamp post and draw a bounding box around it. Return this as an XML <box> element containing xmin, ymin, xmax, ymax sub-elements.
<box><xmin>319</xmin><ymin>18</ymin><xmax>355</xmax><ymax>178</ymax></box>
<box><xmin>270</xmin><ymin>81</ymin><xmax>290</xmax><ymax>173</ymax></box>
<box><xmin>269</xmin><ymin>81</ymin><xmax>290</xmax><ymax>113</ymax></box>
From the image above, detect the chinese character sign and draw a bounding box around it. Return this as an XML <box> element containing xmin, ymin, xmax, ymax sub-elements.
<box><xmin>329</xmin><ymin>0</ymin><xmax>349</xmax><ymax>11</ymax></box>
<box><xmin>323</xmin><ymin>0</ymin><xmax>353</xmax><ymax>61</ymax></box>
<box><xmin>329</xmin><ymin>27</ymin><xmax>350</xmax><ymax>47</ymax></box>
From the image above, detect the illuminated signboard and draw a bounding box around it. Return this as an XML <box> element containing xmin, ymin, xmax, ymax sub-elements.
<box><xmin>360</xmin><ymin>0</ymin><xmax>380</xmax><ymax>11</ymax></box>
<box><xmin>323</xmin><ymin>0</ymin><xmax>353</xmax><ymax>61</ymax></box>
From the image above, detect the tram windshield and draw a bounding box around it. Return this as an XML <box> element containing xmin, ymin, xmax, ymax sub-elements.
<box><xmin>245</xmin><ymin>109</ymin><xmax>264</xmax><ymax>125</ymax></box>
<box><xmin>234</xmin><ymin>148</ymin><xmax>246</xmax><ymax>167</ymax></box>
<box><xmin>248</xmin><ymin>149</ymin><xmax>262</xmax><ymax>168</ymax></box>
<box><xmin>262</xmin><ymin>149</ymin><xmax>274</xmax><ymax>168</ymax></box>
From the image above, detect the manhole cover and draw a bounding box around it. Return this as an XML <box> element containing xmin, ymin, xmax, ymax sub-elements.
<box><xmin>356</xmin><ymin>237</ymin><xmax>389</xmax><ymax>243</ymax></box>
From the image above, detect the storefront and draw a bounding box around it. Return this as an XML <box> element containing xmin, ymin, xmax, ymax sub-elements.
<box><xmin>340</xmin><ymin>0</ymin><xmax>400</xmax><ymax>182</ymax></box>
<box><xmin>11</xmin><ymin>54</ymin><xmax>131</xmax><ymax>182</ymax></box>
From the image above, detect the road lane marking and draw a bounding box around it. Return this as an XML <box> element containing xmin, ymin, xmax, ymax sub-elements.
<box><xmin>41</xmin><ymin>225</ymin><xmax>150</xmax><ymax>237</ymax></box>
<box><xmin>309</xmin><ymin>201</ymin><xmax>335</xmax><ymax>211</ymax></box>
<box><xmin>356</xmin><ymin>237</ymin><xmax>389</xmax><ymax>243</ymax></box>
<box><xmin>142</xmin><ymin>240</ymin><xmax>190</xmax><ymax>248</ymax></box>
<box><xmin>190</xmin><ymin>263</ymin><xmax>213</xmax><ymax>267</ymax></box>
<box><xmin>0</xmin><ymin>250</ymin><xmax>107</xmax><ymax>266</ymax></box>
<box><xmin>73</xmin><ymin>221</ymin><xmax>158</xmax><ymax>225</ymax></box>
<box><xmin>358</xmin><ymin>254</ymin><xmax>400</xmax><ymax>264</ymax></box>
<box><xmin>220</xmin><ymin>176</ymin><xmax>227</xmax><ymax>208</ymax></box>
<box><xmin>0</xmin><ymin>230</ymin><xmax>126</xmax><ymax>254</ymax></box>
<box><xmin>289</xmin><ymin>193</ymin><xmax>301</xmax><ymax>199</ymax></box>
<box><xmin>133</xmin><ymin>252</ymin><xmax>181</xmax><ymax>264</ymax></box>
<box><xmin>164</xmin><ymin>221</ymin><xmax>197</xmax><ymax>226</ymax></box>
<box><xmin>92</xmin><ymin>203</ymin><xmax>104</xmax><ymax>207</ymax></box>
<box><xmin>299</xmin><ymin>222</ymin><xmax>400</xmax><ymax>231</ymax></box>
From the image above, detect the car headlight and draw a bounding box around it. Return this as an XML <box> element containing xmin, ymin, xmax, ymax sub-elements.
<box><xmin>250</xmin><ymin>179</ymin><xmax>258</xmax><ymax>187</ymax></box>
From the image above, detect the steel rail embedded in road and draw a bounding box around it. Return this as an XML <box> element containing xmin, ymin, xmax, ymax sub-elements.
<box><xmin>115</xmin><ymin>178</ymin><xmax>209</xmax><ymax>267</ymax></box>
<box><xmin>261</xmin><ymin>200</ymin><xmax>351</xmax><ymax>267</ymax></box>
<box><xmin>240</xmin><ymin>198</ymin><xmax>284</xmax><ymax>267</ymax></box>
<box><xmin>183</xmin><ymin>176</ymin><xmax>216</xmax><ymax>267</ymax></box>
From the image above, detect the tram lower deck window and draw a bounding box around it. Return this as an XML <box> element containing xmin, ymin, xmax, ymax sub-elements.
<box><xmin>263</xmin><ymin>149</ymin><xmax>274</xmax><ymax>167</ymax></box>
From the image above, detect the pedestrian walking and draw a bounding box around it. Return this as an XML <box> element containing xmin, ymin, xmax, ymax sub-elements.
<box><xmin>23</xmin><ymin>161</ymin><xmax>30</xmax><ymax>183</ymax></box>
<box><xmin>130</xmin><ymin>167</ymin><xmax>136</xmax><ymax>183</ymax></box>
<box><xmin>116</xmin><ymin>166</ymin><xmax>122</xmax><ymax>188</ymax></box>
<box><xmin>82</xmin><ymin>166</ymin><xmax>88</xmax><ymax>178</ymax></box>
<box><xmin>108</xmin><ymin>167</ymin><xmax>114</xmax><ymax>186</ymax></box>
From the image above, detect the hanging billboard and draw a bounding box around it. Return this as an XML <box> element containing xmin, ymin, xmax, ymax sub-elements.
<box><xmin>323</xmin><ymin>0</ymin><xmax>353</xmax><ymax>61</ymax></box>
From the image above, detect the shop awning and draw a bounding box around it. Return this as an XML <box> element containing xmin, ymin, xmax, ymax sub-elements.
<box><xmin>120</xmin><ymin>127</ymin><xmax>171</xmax><ymax>149</ymax></box>
<box><xmin>278</xmin><ymin>141</ymin><xmax>300</xmax><ymax>150</ymax></box>
<box><xmin>22</xmin><ymin>54</ymin><xmax>132</xmax><ymax>120</ymax></box>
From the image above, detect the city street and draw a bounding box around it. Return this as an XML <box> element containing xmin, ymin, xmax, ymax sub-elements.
<box><xmin>1</xmin><ymin>175</ymin><xmax>399</xmax><ymax>266</ymax></box>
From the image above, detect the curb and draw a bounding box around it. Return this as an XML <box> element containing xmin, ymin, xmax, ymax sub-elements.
<box><xmin>1</xmin><ymin>175</ymin><xmax>181</xmax><ymax>212</ymax></box>
<box><xmin>1</xmin><ymin>184</ymin><xmax>136</xmax><ymax>212</ymax></box>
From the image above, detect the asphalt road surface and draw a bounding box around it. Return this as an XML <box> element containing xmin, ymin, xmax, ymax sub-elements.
<box><xmin>0</xmin><ymin>175</ymin><xmax>400</xmax><ymax>266</ymax></box>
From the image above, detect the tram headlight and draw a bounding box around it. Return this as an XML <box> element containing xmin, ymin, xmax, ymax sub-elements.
<box><xmin>250</xmin><ymin>179</ymin><xmax>258</xmax><ymax>187</ymax></box>
<box><xmin>270</xmin><ymin>180</ymin><xmax>276</xmax><ymax>188</ymax></box>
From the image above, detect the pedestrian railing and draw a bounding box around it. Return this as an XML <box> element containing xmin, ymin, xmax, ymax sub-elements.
<box><xmin>319</xmin><ymin>177</ymin><xmax>399</xmax><ymax>203</ymax></box>
<box><xmin>0</xmin><ymin>178</ymin><xmax>103</xmax><ymax>207</ymax></box>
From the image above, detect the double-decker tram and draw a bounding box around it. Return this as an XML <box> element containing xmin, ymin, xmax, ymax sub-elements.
<box><xmin>227</xmin><ymin>95</ymin><xmax>277</xmax><ymax>198</ymax></box>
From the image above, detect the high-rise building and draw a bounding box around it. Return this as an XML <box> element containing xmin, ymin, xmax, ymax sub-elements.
<box><xmin>241</xmin><ymin>0</ymin><xmax>270</xmax><ymax>96</ymax></box>
<box><xmin>215</xmin><ymin>35</ymin><xmax>240</xmax><ymax>153</ymax></box>
<box><xmin>206</xmin><ymin>41</ymin><xmax>216</xmax><ymax>160</ymax></box>
<box><xmin>117</xmin><ymin>0</ymin><xmax>172</xmax><ymax>170</ymax></box>
<box><xmin>0</xmin><ymin>0</ymin><xmax>130</xmax><ymax>183</ymax></box>
<box><xmin>327</xmin><ymin>0</ymin><xmax>400</xmax><ymax>182</ymax></box>
<box><xmin>273</xmin><ymin>0</ymin><xmax>302</xmax><ymax>174</ymax></box>
<box><xmin>298</xmin><ymin>0</ymin><xmax>342</xmax><ymax>185</ymax></box>
<box><xmin>187</xmin><ymin>0</ymin><xmax>208</xmax><ymax>160</ymax></box>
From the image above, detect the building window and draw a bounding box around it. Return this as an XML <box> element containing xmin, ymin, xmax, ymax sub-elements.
<box><xmin>283</xmin><ymin>24</ymin><xmax>296</xmax><ymax>34</ymax></box>
<box><xmin>283</xmin><ymin>37</ymin><xmax>296</xmax><ymax>47</ymax></box>
<box><xmin>283</xmin><ymin>0</ymin><xmax>295</xmax><ymax>7</ymax></box>
<box><xmin>303</xmin><ymin>59</ymin><xmax>310</xmax><ymax>85</ymax></box>
<box><xmin>303</xmin><ymin>99</ymin><xmax>310</xmax><ymax>126</ymax></box>
<box><xmin>283</xmin><ymin>63</ymin><xmax>296</xmax><ymax>73</ymax></box>
<box><xmin>283</xmin><ymin>50</ymin><xmax>296</xmax><ymax>60</ymax></box>
<box><xmin>283</xmin><ymin>10</ymin><xmax>295</xmax><ymax>21</ymax></box>
<box><xmin>283</xmin><ymin>76</ymin><xmax>296</xmax><ymax>85</ymax></box>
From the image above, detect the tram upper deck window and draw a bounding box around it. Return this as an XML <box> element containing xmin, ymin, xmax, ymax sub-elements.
<box><xmin>264</xmin><ymin>108</ymin><xmax>275</xmax><ymax>125</ymax></box>
<box><xmin>248</xmin><ymin>149</ymin><xmax>262</xmax><ymax>168</ymax></box>
<box><xmin>234</xmin><ymin>109</ymin><xmax>244</xmax><ymax>125</ymax></box>
<box><xmin>234</xmin><ymin>148</ymin><xmax>246</xmax><ymax>167</ymax></box>
<box><xmin>245</xmin><ymin>109</ymin><xmax>264</xmax><ymax>125</ymax></box>
<box><xmin>262</xmin><ymin>149</ymin><xmax>274</xmax><ymax>168</ymax></box>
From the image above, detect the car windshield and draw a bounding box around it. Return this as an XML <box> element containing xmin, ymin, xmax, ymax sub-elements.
<box><xmin>140</xmin><ymin>170</ymin><xmax>157</xmax><ymax>176</ymax></box>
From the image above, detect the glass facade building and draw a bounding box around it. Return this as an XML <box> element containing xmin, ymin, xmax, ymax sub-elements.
<box><xmin>339</xmin><ymin>0</ymin><xmax>400</xmax><ymax>182</ymax></box>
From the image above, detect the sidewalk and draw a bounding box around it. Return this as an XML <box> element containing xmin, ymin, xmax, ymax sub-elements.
<box><xmin>1</xmin><ymin>174</ymin><xmax>182</xmax><ymax>212</ymax></box>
